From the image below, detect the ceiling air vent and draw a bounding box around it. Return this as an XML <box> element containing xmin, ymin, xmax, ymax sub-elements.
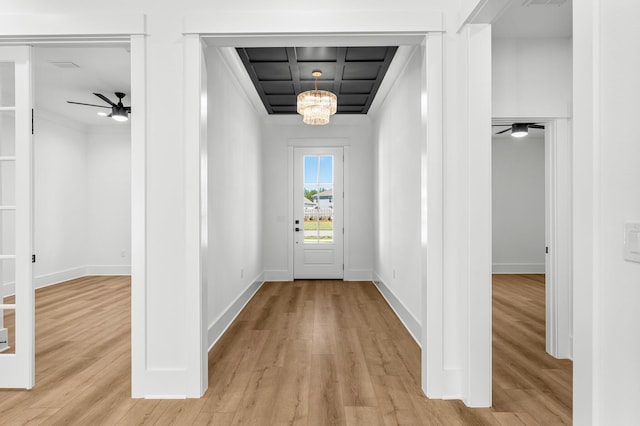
<box><xmin>523</xmin><ymin>0</ymin><xmax>566</xmax><ymax>5</ymax></box>
<box><xmin>50</xmin><ymin>61</ymin><xmax>80</xmax><ymax>68</ymax></box>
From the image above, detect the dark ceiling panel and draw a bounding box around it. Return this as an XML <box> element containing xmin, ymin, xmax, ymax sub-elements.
<box><xmin>261</xmin><ymin>82</ymin><xmax>295</xmax><ymax>95</ymax></box>
<box><xmin>295</xmin><ymin>47</ymin><xmax>338</xmax><ymax>62</ymax></box>
<box><xmin>252</xmin><ymin>63</ymin><xmax>292</xmax><ymax>81</ymax></box>
<box><xmin>245</xmin><ymin>47</ymin><xmax>288</xmax><ymax>62</ymax></box>
<box><xmin>342</xmin><ymin>63</ymin><xmax>382</xmax><ymax>80</ymax></box>
<box><xmin>340</xmin><ymin>81</ymin><xmax>375</xmax><ymax>94</ymax></box>
<box><xmin>345</xmin><ymin>47</ymin><xmax>388</xmax><ymax>62</ymax></box>
<box><xmin>236</xmin><ymin>45</ymin><xmax>397</xmax><ymax>115</ymax></box>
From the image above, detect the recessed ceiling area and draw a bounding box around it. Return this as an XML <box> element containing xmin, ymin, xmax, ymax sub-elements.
<box><xmin>236</xmin><ymin>46</ymin><xmax>397</xmax><ymax>115</ymax></box>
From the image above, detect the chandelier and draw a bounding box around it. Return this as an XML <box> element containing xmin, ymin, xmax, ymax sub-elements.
<box><xmin>297</xmin><ymin>70</ymin><xmax>337</xmax><ymax>125</ymax></box>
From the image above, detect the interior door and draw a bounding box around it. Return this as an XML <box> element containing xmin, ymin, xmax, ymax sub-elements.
<box><xmin>294</xmin><ymin>147</ymin><xmax>343</xmax><ymax>279</ymax></box>
<box><xmin>0</xmin><ymin>46</ymin><xmax>34</xmax><ymax>389</ymax></box>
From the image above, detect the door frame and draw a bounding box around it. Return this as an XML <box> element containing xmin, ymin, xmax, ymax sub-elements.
<box><xmin>0</xmin><ymin>14</ymin><xmax>147</xmax><ymax>391</ymax></box>
<box><xmin>492</xmin><ymin>116</ymin><xmax>573</xmax><ymax>359</ymax></box>
<box><xmin>195</xmin><ymin>17</ymin><xmax>448</xmax><ymax>399</ymax></box>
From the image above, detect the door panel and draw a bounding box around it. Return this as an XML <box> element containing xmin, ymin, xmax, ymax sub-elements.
<box><xmin>294</xmin><ymin>147</ymin><xmax>343</xmax><ymax>279</ymax></box>
<box><xmin>0</xmin><ymin>46</ymin><xmax>34</xmax><ymax>389</ymax></box>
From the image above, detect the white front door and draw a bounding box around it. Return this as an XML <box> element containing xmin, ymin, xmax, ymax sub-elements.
<box><xmin>0</xmin><ymin>46</ymin><xmax>34</xmax><ymax>389</ymax></box>
<box><xmin>293</xmin><ymin>147</ymin><xmax>343</xmax><ymax>279</ymax></box>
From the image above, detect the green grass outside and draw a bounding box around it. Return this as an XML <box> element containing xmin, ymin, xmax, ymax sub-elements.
<box><xmin>304</xmin><ymin>220</ymin><xmax>333</xmax><ymax>231</ymax></box>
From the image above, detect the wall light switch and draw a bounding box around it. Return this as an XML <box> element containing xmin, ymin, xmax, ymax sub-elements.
<box><xmin>624</xmin><ymin>221</ymin><xmax>640</xmax><ymax>263</ymax></box>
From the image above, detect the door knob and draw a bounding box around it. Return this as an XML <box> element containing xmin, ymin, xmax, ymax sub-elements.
<box><xmin>295</xmin><ymin>227</ymin><xmax>300</xmax><ymax>232</ymax></box>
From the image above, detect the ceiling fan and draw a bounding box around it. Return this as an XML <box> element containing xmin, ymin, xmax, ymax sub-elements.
<box><xmin>493</xmin><ymin>123</ymin><xmax>544</xmax><ymax>138</ymax></box>
<box><xmin>67</xmin><ymin>92</ymin><xmax>131</xmax><ymax>122</ymax></box>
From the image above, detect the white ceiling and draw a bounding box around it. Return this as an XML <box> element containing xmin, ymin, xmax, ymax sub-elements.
<box><xmin>34</xmin><ymin>45</ymin><xmax>131</xmax><ymax>127</ymax></box>
<box><xmin>492</xmin><ymin>0</ymin><xmax>572</xmax><ymax>38</ymax></box>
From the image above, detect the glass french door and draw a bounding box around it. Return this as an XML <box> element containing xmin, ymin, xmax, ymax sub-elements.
<box><xmin>0</xmin><ymin>46</ymin><xmax>34</xmax><ymax>389</ymax></box>
<box><xmin>293</xmin><ymin>147</ymin><xmax>343</xmax><ymax>279</ymax></box>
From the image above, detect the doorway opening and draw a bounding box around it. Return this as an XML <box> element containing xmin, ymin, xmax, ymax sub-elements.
<box><xmin>490</xmin><ymin>117</ymin><xmax>573</xmax><ymax>421</ymax></box>
<box><xmin>1</xmin><ymin>42</ymin><xmax>133</xmax><ymax>389</ymax></box>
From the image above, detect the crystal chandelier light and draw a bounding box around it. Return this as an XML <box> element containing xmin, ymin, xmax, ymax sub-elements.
<box><xmin>297</xmin><ymin>70</ymin><xmax>337</xmax><ymax>125</ymax></box>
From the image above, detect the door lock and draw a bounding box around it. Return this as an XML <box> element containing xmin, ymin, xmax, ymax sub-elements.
<box><xmin>295</xmin><ymin>227</ymin><xmax>300</xmax><ymax>232</ymax></box>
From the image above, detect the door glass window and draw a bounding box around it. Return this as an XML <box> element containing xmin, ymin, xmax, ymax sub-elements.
<box><xmin>303</xmin><ymin>155</ymin><xmax>334</xmax><ymax>244</ymax></box>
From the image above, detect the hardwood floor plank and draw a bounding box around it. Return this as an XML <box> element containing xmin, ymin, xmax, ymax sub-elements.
<box><xmin>308</xmin><ymin>353</ymin><xmax>346</xmax><ymax>426</ymax></box>
<box><xmin>0</xmin><ymin>274</ymin><xmax>572</xmax><ymax>425</ymax></box>
<box><xmin>269</xmin><ymin>338</ymin><xmax>311</xmax><ymax>425</ymax></box>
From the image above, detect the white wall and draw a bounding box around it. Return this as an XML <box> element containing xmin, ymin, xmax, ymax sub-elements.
<box><xmin>492</xmin><ymin>136</ymin><xmax>545</xmax><ymax>273</ymax></box>
<box><xmin>261</xmin><ymin>115</ymin><xmax>374</xmax><ymax>282</ymax></box>
<box><xmin>371</xmin><ymin>47</ymin><xmax>423</xmax><ymax>338</ymax></box>
<box><xmin>493</xmin><ymin>37</ymin><xmax>572</xmax><ymax>119</ymax></box>
<box><xmin>1</xmin><ymin>111</ymin><xmax>132</xmax><ymax>294</ymax></box>
<box><xmin>574</xmin><ymin>2</ymin><xmax>640</xmax><ymax>424</ymax></box>
<box><xmin>32</xmin><ymin>114</ymin><xmax>88</xmax><ymax>288</ymax></box>
<box><xmin>86</xmin><ymin>128</ymin><xmax>131</xmax><ymax>274</ymax></box>
<box><xmin>205</xmin><ymin>47</ymin><xmax>264</xmax><ymax>347</ymax></box>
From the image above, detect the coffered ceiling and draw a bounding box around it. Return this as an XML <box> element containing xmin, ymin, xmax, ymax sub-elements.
<box><xmin>236</xmin><ymin>46</ymin><xmax>397</xmax><ymax>115</ymax></box>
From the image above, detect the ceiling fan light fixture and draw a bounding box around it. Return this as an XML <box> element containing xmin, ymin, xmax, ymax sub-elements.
<box><xmin>297</xmin><ymin>70</ymin><xmax>337</xmax><ymax>125</ymax></box>
<box><xmin>511</xmin><ymin>123</ymin><xmax>529</xmax><ymax>138</ymax></box>
<box><xmin>111</xmin><ymin>108</ymin><xmax>129</xmax><ymax>122</ymax></box>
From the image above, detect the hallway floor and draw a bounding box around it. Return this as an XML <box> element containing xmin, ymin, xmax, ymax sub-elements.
<box><xmin>0</xmin><ymin>275</ymin><xmax>571</xmax><ymax>424</ymax></box>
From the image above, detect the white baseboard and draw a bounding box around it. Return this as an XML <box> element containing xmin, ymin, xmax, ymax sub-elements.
<box><xmin>85</xmin><ymin>265</ymin><xmax>131</xmax><ymax>276</ymax></box>
<box><xmin>344</xmin><ymin>269</ymin><xmax>372</xmax><ymax>281</ymax></box>
<box><xmin>208</xmin><ymin>274</ymin><xmax>264</xmax><ymax>350</ymax></box>
<box><xmin>33</xmin><ymin>266</ymin><xmax>87</xmax><ymax>291</ymax></box>
<box><xmin>492</xmin><ymin>263</ymin><xmax>545</xmax><ymax>274</ymax></box>
<box><xmin>2</xmin><ymin>265</ymin><xmax>132</xmax><ymax>297</ymax></box>
<box><xmin>371</xmin><ymin>272</ymin><xmax>421</xmax><ymax>346</ymax></box>
<box><xmin>263</xmin><ymin>269</ymin><xmax>292</xmax><ymax>281</ymax></box>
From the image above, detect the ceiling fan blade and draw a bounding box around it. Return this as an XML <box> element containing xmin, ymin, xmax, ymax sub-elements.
<box><xmin>491</xmin><ymin>124</ymin><xmax>510</xmax><ymax>127</ymax></box>
<box><xmin>67</xmin><ymin>101</ymin><xmax>111</xmax><ymax>108</ymax></box>
<box><xmin>529</xmin><ymin>124</ymin><xmax>545</xmax><ymax>129</ymax></box>
<box><xmin>495</xmin><ymin>128</ymin><xmax>511</xmax><ymax>135</ymax></box>
<box><xmin>93</xmin><ymin>92</ymin><xmax>117</xmax><ymax>106</ymax></box>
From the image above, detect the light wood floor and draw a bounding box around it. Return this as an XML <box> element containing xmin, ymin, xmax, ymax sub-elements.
<box><xmin>0</xmin><ymin>274</ymin><xmax>571</xmax><ymax>425</ymax></box>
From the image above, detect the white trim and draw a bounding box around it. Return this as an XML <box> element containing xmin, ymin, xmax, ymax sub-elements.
<box><xmin>215</xmin><ymin>47</ymin><xmax>266</xmax><ymax>116</ymax></box>
<box><xmin>0</xmin><ymin>14</ymin><xmax>145</xmax><ymax>38</ymax></box>
<box><xmin>183</xmin><ymin>34</ymin><xmax>207</xmax><ymax>399</ymax></box>
<box><xmin>492</xmin><ymin>263</ymin><xmax>545</xmax><ymax>274</ymax></box>
<box><xmin>465</xmin><ymin>24</ymin><xmax>492</xmax><ymax>408</ymax></box>
<box><xmin>371</xmin><ymin>273</ymin><xmax>421</xmax><ymax>346</ymax></box>
<box><xmin>344</xmin><ymin>269</ymin><xmax>372</xmax><ymax>281</ymax></box>
<box><xmin>263</xmin><ymin>270</ymin><xmax>292</xmax><ymax>282</ymax></box>
<box><xmin>33</xmin><ymin>267</ymin><xmax>90</xmax><ymax>290</ymax></box>
<box><xmin>208</xmin><ymin>275</ymin><xmax>264</xmax><ymax>350</ymax></box>
<box><xmin>185</xmin><ymin>11</ymin><xmax>443</xmax><ymax>36</ymax></box>
<box><xmin>573</xmin><ymin>2</ymin><xmax>600</xmax><ymax>422</ymax></box>
<box><xmin>3</xmin><ymin>266</ymin><xmax>133</xmax><ymax>297</ymax></box>
<box><xmin>129</xmin><ymin>33</ymin><xmax>147</xmax><ymax>399</ymax></box>
<box><xmin>85</xmin><ymin>265</ymin><xmax>132</xmax><ymax>276</ymax></box>
<box><xmin>423</xmin><ymin>32</ymin><xmax>445</xmax><ymax>399</ymax></box>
